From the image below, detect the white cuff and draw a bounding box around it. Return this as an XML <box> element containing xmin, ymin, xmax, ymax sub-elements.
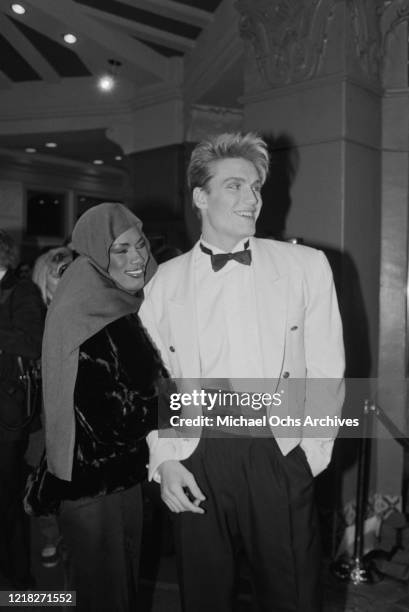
<box><xmin>300</xmin><ymin>438</ymin><xmax>335</xmax><ymax>477</ymax></box>
<box><xmin>146</xmin><ymin>430</ymin><xmax>200</xmax><ymax>482</ymax></box>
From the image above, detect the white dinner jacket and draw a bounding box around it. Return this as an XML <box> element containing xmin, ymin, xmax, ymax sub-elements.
<box><xmin>140</xmin><ymin>237</ymin><xmax>345</xmax><ymax>478</ymax></box>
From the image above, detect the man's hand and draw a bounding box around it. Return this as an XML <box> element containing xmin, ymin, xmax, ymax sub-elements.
<box><xmin>158</xmin><ymin>460</ymin><xmax>205</xmax><ymax>514</ymax></box>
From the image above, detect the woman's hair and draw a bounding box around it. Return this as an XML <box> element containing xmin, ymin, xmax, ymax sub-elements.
<box><xmin>187</xmin><ymin>132</ymin><xmax>270</xmax><ymax>193</ymax></box>
<box><xmin>32</xmin><ymin>246</ymin><xmax>73</xmax><ymax>305</ymax></box>
<box><xmin>0</xmin><ymin>230</ymin><xmax>17</xmax><ymax>269</ymax></box>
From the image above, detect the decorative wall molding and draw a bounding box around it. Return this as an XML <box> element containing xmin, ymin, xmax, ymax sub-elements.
<box><xmin>344</xmin><ymin>0</ymin><xmax>409</xmax><ymax>85</ymax></box>
<box><xmin>381</xmin><ymin>0</ymin><xmax>409</xmax><ymax>67</ymax></box>
<box><xmin>236</xmin><ymin>0</ymin><xmax>336</xmax><ymax>87</ymax></box>
<box><xmin>383</xmin><ymin>0</ymin><xmax>409</xmax><ymax>43</ymax></box>
<box><xmin>383</xmin><ymin>86</ymin><xmax>409</xmax><ymax>98</ymax></box>
<box><xmin>347</xmin><ymin>0</ymin><xmax>384</xmax><ymax>81</ymax></box>
<box><xmin>236</xmin><ymin>0</ymin><xmax>409</xmax><ymax>87</ymax></box>
<box><xmin>236</xmin><ymin>0</ymin><xmax>409</xmax><ymax>89</ymax></box>
<box><xmin>186</xmin><ymin>104</ymin><xmax>243</xmax><ymax>142</ymax></box>
<box><xmin>241</xmin><ymin>71</ymin><xmax>382</xmax><ymax>105</ymax></box>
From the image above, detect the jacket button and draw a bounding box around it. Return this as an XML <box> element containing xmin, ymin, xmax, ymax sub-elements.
<box><xmin>290</xmin><ymin>325</ymin><xmax>298</xmax><ymax>331</ymax></box>
<box><xmin>169</xmin><ymin>346</ymin><xmax>175</xmax><ymax>353</ymax></box>
<box><xmin>282</xmin><ymin>371</ymin><xmax>290</xmax><ymax>378</ymax></box>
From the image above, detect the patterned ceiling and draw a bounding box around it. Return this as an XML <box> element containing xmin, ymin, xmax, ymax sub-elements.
<box><xmin>0</xmin><ymin>0</ymin><xmax>223</xmax><ymax>81</ymax></box>
<box><xmin>0</xmin><ymin>0</ymin><xmax>241</xmax><ymax>167</ymax></box>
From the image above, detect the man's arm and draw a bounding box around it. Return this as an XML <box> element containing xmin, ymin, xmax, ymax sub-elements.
<box><xmin>300</xmin><ymin>250</ymin><xmax>345</xmax><ymax>476</ymax></box>
<box><xmin>139</xmin><ymin>286</ymin><xmax>172</xmax><ymax>375</ymax></box>
<box><xmin>140</xmin><ymin>279</ymin><xmax>205</xmax><ymax>512</ymax></box>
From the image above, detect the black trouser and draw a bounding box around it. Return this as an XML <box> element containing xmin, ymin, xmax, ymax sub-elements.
<box><xmin>59</xmin><ymin>485</ymin><xmax>143</xmax><ymax>612</ymax></box>
<box><xmin>0</xmin><ymin>439</ymin><xmax>31</xmax><ymax>588</ymax></box>
<box><xmin>173</xmin><ymin>436</ymin><xmax>321</xmax><ymax>612</ymax></box>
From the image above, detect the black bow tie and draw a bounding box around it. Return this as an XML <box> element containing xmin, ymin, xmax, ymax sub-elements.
<box><xmin>200</xmin><ymin>241</ymin><xmax>252</xmax><ymax>272</ymax></box>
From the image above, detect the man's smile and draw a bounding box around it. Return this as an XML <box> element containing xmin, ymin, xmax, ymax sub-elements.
<box><xmin>235</xmin><ymin>210</ymin><xmax>257</xmax><ymax>219</ymax></box>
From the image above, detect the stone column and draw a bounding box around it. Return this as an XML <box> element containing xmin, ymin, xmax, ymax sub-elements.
<box><xmin>377</xmin><ymin>2</ymin><xmax>409</xmax><ymax>514</ymax></box>
<box><xmin>236</xmin><ymin>0</ymin><xmax>408</xmax><ymax>529</ymax></box>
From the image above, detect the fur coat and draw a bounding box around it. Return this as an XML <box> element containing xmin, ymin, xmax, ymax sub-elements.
<box><xmin>25</xmin><ymin>313</ymin><xmax>166</xmax><ymax>515</ymax></box>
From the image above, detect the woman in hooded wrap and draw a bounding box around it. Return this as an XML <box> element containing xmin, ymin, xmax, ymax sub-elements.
<box><xmin>25</xmin><ymin>203</ymin><xmax>166</xmax><ymax>611</ymax></box>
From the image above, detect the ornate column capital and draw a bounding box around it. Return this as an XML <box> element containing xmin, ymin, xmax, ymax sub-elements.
<box><xmin>235</xmin><ymin>0</ymin><xmax>337</xmax><ymax>87</ymax></box>
<box><xmin>235</xmin><ymin>0</ymin><xmax>389</xmax><ymax>90</ymax></box>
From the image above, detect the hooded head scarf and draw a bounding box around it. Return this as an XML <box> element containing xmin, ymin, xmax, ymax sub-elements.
<box><xmin>43</xmin><ymin>203</ymin><xmax>157</xmax><ymax>481</ymax></box>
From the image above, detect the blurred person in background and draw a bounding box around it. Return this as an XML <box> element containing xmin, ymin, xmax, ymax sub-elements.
<box><xmin>28</xmin><ymin>245</ymin><xmax>74</xmax><ymax>568</ymax></box>
<box><xmin>32</xmin><ymin>247</ymin><xmax>74</xmax><ymax>306</ymax></box>
<box><xmin>0</xmin><ymin>230</ymin><xmax>45</xmax><ymax>589</ymax></box>
<box><xmin>15</xmin><ymin>262</ymin><xmax>32</xmax><ymax>281</ymax></box>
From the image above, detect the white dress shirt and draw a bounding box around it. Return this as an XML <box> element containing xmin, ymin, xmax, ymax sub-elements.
<box><xmin>195</xmin><ymin>237</ymin><xmax>263</xmax><ymax>385</ymax></box>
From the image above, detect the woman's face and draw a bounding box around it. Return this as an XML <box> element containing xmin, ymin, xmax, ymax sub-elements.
<box><xmin>108</xmin><ymin>227</ymin><xmax>149</xmax><ymax>292</ymax></box>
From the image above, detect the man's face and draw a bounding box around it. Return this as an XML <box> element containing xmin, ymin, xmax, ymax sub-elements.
<box><xmin>194</xmin><ymin>157</ymin><xmax>262</xmax><ymax>250</ymax></box>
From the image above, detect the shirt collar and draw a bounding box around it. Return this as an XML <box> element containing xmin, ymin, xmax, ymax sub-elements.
<box><xmin>199</xmin><ymin>236</ymin><xmax>250</xmax><ymax>255</ymax></box>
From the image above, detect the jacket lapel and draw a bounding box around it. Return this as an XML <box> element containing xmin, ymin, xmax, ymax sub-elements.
<box><xmin>168</xmin><ymin>244</ymin><xmax>201</xmax><ymax>378</ymax></box>
<box><xmin>251</xmin><ymin>239</ymin><xmax>289</xmax><ymax>379</ymax></box>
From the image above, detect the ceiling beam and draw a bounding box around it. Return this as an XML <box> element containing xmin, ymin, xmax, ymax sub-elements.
<box><xmin>78</xmin><ymin>40</ymin><xmax>163</xmax><ymax>87</ymax></box>
<box><xmin>0</xmin><ymin>12</ymin><xmax>60</xmax><ymax>84</ymax></box>
<box><xmin>115</xmin><ymin>0</ymin><xmax>213</xmax><ymax>29</ymax></box>
<box><xmin>0</xmin><ymin>1</ymin><xmax>159</xmax><ymax>85</ymax></box>
<box><xmin>82</xmin><ymin>4</ymin><xmax>195</xmax><ymax>53</ymax></box>
<box><xmin>184</xmin><ymin>0</ymin><xmax>242</xmax><ymax>104</ymax></box>
<box><xmin>0</xmin><ymin>3</ymin><xmax>108</xmax><ymax>78</ymax></box>
<box><xmin>22</xmin><ymin>0</ymin><xmax>170</xmax><ymax>80</ymax></box>
<box><xmin>0</xmin><ymin>2</ymin><xmax>99</xmax><ymax>77</ymax></box>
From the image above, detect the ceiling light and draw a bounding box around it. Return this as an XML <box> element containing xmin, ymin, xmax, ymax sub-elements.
<box><xmin>11</xmin><ymin>4</ymin><xmax>26</xmax><ymax>15</ymax></box>
<box><xmin>93</xmin><ymin>159</ymin><xmax>104</xmax><ymax>165</ymax></box>
<box><xmin>98</xmin><ymin>75</ymin><xmax>115</xmax><ymax>92</ymax></box>
<box><xmin>115</xmin><ymin>155</ymin><xmax>122</xmax><ymax>161</ymax></box>
<box><xmin>45</xmin><ymin>142</ymin><xmax>57</xmax><ymax>148</ymax></box>
<box><xmin>63</xmin><ymin>33</ymin><xmax>77</xmax><ymax>45</ymax></box>
<box><xmin>97</xmin><ymin>59</ymin><xmax>122</xmax><ymax>93</ymax></box>
<box><xmin>25</xmin><ymin>147</ymin><xmax>36</xmax><ymax>153</ymax></box>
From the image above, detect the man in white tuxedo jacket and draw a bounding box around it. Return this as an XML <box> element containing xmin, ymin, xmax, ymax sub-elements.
<box><xmin>140</xmin><ymin>132</ymin><xmax>345</xmax><ymax>612</ymax></box>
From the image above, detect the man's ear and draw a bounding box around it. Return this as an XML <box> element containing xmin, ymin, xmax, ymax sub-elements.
<box><xmin>193</xmin><ymin>187</ymin><xmax>208</xmax><ymax>211</ymax></box>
